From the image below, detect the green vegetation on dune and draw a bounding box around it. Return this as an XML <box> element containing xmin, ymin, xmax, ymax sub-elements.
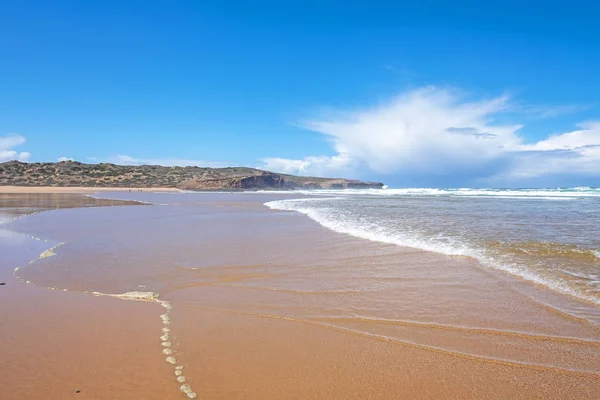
<box><xmin>0</xmin><ymin>161</ymin><xmax>384</xmax><ymax>190</ymax></box>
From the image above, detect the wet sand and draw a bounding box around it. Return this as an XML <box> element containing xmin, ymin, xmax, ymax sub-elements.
<box><xmin>1</xmin><ymin>192</ymin><xmax>599</xmax><ymax>399</ymax></box>
<box><xmin>0</xmin><ymin>186</ymin><xmax>180</xmax><ymax>193</ymax></box>
<box><xmin>0</xmin><ymin>193</ymin><xmax>180</xmax><ymax>399</ymax></box>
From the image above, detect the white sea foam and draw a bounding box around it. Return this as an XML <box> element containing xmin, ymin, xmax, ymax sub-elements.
<box><xmin>91</xmin><ymin>291</ymin><xmax>159</xmax><ymax>302</ymax></box>
<box><xmin>180</xmin><ymin>384</ymin><xmax>194</xmax><ymax>395</ymax></box>
<box><xmin>82</xmin><ymin>289</ymin><xmax>196</xmax><ymax>397</ymax></box>
<box><xmin>39</xmin><ymin>243</ymin><xmax>65</xmax><ymax>259</ymax></box>
<box><xmin>261</xmin><ymin>187</ymin><xmax>600</xmax><ymax>199</ymax></box>
<box><xmin>10</xmin><ymin>241</ymin><xmax>195</xmax><ymax>400</ymax></box>
<box><xmin>158</xmin><ymin>300</ymin><xmax>172</xmax><ymax>311</ymax></box>
<box><xmin>111</xmin><ymin>291</ymin><xmax>158</xmax><ymax>301</ymax></box>
<box><xmin>265</xmin><ymin>199</ymin><xmax>474</xmax><ymax>257</ymax></box>
<box><xmin>265</xmin><ymin>198</ymin><xmax>600</xmax><ymax>306</ymax></box>
<box><xmin>85</xmin><ymin>194</ymin><xmax>155</xmax><ymax>205</ymax></box>
<box><xmin>13</xmin><ymin>241</ymin><xmax>66</xmax><ymax>285</ymax></box>
<box><xmin>166</xmin><ymin>356</ymin><xmax>177</xmax><ymax>364</ymax></box>
<box><xmin>160</xmin><ymin>313</ymin><xmax>170</xmax><ymax>322</ymax></box>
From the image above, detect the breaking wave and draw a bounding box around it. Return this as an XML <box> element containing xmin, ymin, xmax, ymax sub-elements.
<box><xmin>265</xmin><ymin>197</ymin><xmax>600</xmax><ymax>306</ymax></box>
<box><xmin>261</xmin><ymin>187</ymin><xmax>600</xmax><ymax>199</ymax></box>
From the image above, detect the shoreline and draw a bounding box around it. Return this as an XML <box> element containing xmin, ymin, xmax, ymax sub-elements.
<box><xmin>0</xmin><ymin>185</ymin><xmax>181</xmax><ymax>193</ymax></box>
<box><xmin>265</xmin><ymin>199</ymin><xmax>600</xmax><ymax>312</ymax></box>
<box><xmin>2</xmin><ymin>192</ymin><xmax>599</xmax><ymax>399</ymax></box>
<box><xmin>0</xmin><ymin>200</ymin><xmax>181</xmax><ymax>399</ymax></box>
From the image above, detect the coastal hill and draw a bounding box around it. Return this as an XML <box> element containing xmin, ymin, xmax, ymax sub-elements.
<box><xmin>0</xmin><ymin>160</ymin><xmax>384</xmax><ymax>190</ymax></box>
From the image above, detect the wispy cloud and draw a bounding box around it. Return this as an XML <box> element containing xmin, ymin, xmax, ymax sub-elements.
<box><xmin>57</xmin><ymin>156</ymin><xmax>74</xmax><ymax>162</ymax></box>
<box><xmin>516</xmin><ymin>103</ymin><xmax>594</xmax><ymax>119</ymax></box>
<box><xmin>261</xmin><ymin>87</ymin><xmax>600</xmax><ymax>185</ymax></box>
<box><xmin>0</xmin><ymin>134</ymin><xmax>31</xmax><ymax>162</ymax></box>
<box><xmin>445</xmin><ymin>127</ymin><xmax>497</xmax><ymax>139</ymax></box>
<box><xmin>108</xmin><ymin>154</ymin><xmax>228</xmax><ymax>168</ymax></box>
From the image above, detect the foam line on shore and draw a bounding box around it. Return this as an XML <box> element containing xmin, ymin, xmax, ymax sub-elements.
<box><xmin>90</xmin><ymin>291</ymin><xmax>197</xmax><ymax>399</ymax></box>
<box><xmin>85</xmin><ymin>193</ymin><xmax>161</xmax><ymax>206</ymax></box>
<box><xmin>14</xmin><ymin>243</ymin><xmax>197</xmax><ymax>399</ymax></box>
<box><xmin>4</xmin><ymin>199</ymin><xmax>196</xmax><ymax>398</ymax></box>
<box><xmin>13</xmin><ymin>239</ymin><xmax>65</xmax><ymax>277</ymax></box>
<box><xmin>39</xmin><ymin>242</ymin><xmax>65</xmax><ymax>259</ymax></box>
<box><xmin>0</xmin><ymin>210</ymin><xmax>44</xmax><ymax>225</ymax></box>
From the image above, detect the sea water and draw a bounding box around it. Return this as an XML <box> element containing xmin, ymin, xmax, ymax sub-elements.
<box><xmin>266</xmin><ymin>187</ymin><xmax>600</xmax><ymax>305</ymax></box>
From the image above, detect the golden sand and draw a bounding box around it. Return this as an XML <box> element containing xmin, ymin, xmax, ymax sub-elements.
<box><xmin>0</xmin><ymin>185</ymin><xmax>180</xmax><ymax>193</ymax></box>
<box><xmin>1</xmin><ymin>193</ymin><xmax>599</xmax><ymax>399</ymax></box>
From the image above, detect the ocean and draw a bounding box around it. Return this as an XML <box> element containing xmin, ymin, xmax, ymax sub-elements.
<box><xmin>266</xmin><ymin>187</ymin><xmax>600</xmax><ymax>306</ymax></box>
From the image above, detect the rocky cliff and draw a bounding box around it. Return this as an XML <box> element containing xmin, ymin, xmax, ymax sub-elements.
<box><xmin>0</xmin><ymin>161</ymin><xmax>384</xmax><ymax>190</ymax></box>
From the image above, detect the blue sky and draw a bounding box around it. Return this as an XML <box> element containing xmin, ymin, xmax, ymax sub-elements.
<box><xmin>1</xmin><ymin>0</ymin><xmax>599</xmax><ymax>187</ymax></box>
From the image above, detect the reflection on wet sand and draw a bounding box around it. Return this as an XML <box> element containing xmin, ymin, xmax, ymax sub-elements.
<box><xmin>0</xmin><ymin>192</ymin><xmax>143</xmax><ymax>212</ymax></box>
<box><xmin>0</xmin><ymin>192</ymin><xmax>180</xmax><ymax>400</ymax></box>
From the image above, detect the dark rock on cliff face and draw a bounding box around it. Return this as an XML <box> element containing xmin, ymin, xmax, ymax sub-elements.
<box><xmin>0</xmin><ymin>161</ymin><xmax>384</xmax><ymax>190</ymax></box>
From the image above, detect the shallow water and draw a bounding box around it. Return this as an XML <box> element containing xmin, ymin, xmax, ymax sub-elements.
<box><xmin>3</xmin><ymin>191</ymin><xmax>600</xmax><ymax>399</ymax></box>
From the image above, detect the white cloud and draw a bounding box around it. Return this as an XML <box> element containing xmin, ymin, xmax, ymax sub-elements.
<box><xmin>263</xmin><ymin>87</ymin><xmax>521</xmax><ymax>178</ymax></box>
<box><xmin>261</xmin><ymin>87</ymin><xmax>600</xmax><ymax>185</ymax></box>
<box><xmin>109</xmin><ymin>154</ymin><xmax>227</xmax><ymax>168</ymax></box>
<box><xmin>57</xmin><ymin>156</ymin><xmax>74</xmax><ymax>162</ymax></box>
<box><xmin>518</xmin><ymin>103</ymin><xmax>594</xmax><ymax>119</ymax></box>
<box><xmin>505</xmin><ymin>121</ymin><xmax>600</xmax><ymax>179</ymax></box>
<box><xmin>262</xmin><ymin>154</ymin><xmax>352</xmax><ymax>177</ymax></box>
<box><xmin>0</xmin><ymin>134</ymin><xmax>31</xmax><ymax>162</ymax></box>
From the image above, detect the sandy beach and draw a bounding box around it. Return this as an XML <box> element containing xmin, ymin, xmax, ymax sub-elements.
<box><xmin>0</xmin><ymin>191</ymin><xmax>180</xmax><ymax>399</ymax></box>
<box><xmin>0</xmin><ymin>186</ymin><xmax>180</xmax><ymax>193</ymax></box>
<box><xmin>1</xmin><ymin>190</ymin><xmax>599</xmax><ymax>399</ymax></box>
